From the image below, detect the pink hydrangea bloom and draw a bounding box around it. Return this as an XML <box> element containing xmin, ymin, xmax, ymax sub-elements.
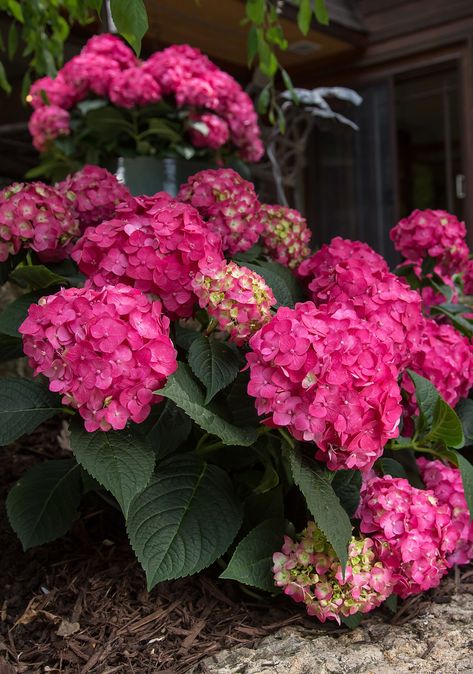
<box><xmin>403</xmin><ymin>317</ymin><xmax>473</xmax><ymax>407</ymax></box>
<box><xmin>71</xmin><ymin>197</ymin><xmax>224</xmax><ymax>319</ymax></box>
<box><xmin>62</xmin><ymin>53</ymin><xmax>121</xmax><ymax>99</ymax></box>
<box><xmin>260</xmin><ymin>204</ymin><xmax>311</xmax><ymax>269</ymax></box>
<box><xmin>108</xmin><ymin>67</ymin><xmax>162</xmax><ymax>108</ymax></box>
<box><xmin>28</xmin><ymin>75</ymin><xmax>76</xmax><ymax>110</ymax></box>
<box><xmin>298</xmin><ymin>238</ymin><xmax>422</xmax><ymax>369</ymax></box>
<box><xmin>357</xmin><ymin>475</ymin><xmax>459</xmax><ymax>598</ymax></box>
<box><xmin>246</xmin><ymin>301</ymin><xmax>402</xmax><ymax>471</ymax></box>
<box><xmin>188</xmin><ymin>113</ymin><xmax>230</xmax><ymax>150</ymax></box>
<box><xmin>28</xmin><ymin>106</ymin><xmax>70</xmax><ymax>151</ymax></box>
<box><xmin>192</xmin><ymin>261</ymin><xmax>276</xmax><ymax>345</ymax></box>
<box><xmin>273</xmin><ymin>522</ymin><xmax>394</xmax><ymax>623</ymax></box>
<box><xmin>178</xmin><ymin>168</ymin><xmax>263</xmax><ymax>254</ymax></box>
<box><xmin>81</xmin><ymin>34</ymin><xmax>137</xmax><ymax>70</ymax></box>
<box><xmin>57</xmin><ymin>165</ymin><xmax>132</xmax><ymax>231</ymax></box>
<box><xmin>390</xmin><ymin>209</ymin><xmax>469</xmax><ymax>275</ymax></box>
<box><xmin>143</xmin><ymin>44</ymin><xmax>263</xmax><ymax>163</ymax></box>
<box><xmin>418</xmin><ymin>457</ymin><xmax>473</xmax><ymax>566</ymax></box>
<box><xmin>19</xmin><ymin>284</ymin><xmax>177</xmax><ymax>432</ymax></box>
<box><xmin>0</xmin><ymin>182</ymin><xmax>79</xmax><ymax>262</ymax></box>
<box><xmin>298</xmin><ymin>236</ymin><xmax>388</xmax><ymax>287</ymax></box>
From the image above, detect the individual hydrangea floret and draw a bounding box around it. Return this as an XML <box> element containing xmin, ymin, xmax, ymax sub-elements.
<box><xmin>80</xmin><ymin>34</ymin><xmax>137</xmax><ymax>70</ymax></box>
<box><xmin>298</xmin><ymin>238</ymin><xmax>422</xmax><ymax>369</ymax></box>
<box><xmin>273</xmin><ymin>522</ymin><xmax>394</xmax><ymax>623</ymax></box>
<box><xmin>28</xmin><ymin>105</ymin><xmax>70</xmax><ymax>151</ymax></box>
<box><xmin>390</xmin><ymin>209</ymin><xmax>469</xmax><ymax>275</ymax></box>
<box><xmin>260</xmin><ymin>204</ymin><xmax>311</xmax><ymax>269</ymax></box>
<box><xmin>192</xmin><ymin>261</ymin><xmax>276</xmax><ymax>345</ymax></box>
<box><xmin>403</xmin><ymin>317</ymin><xmax>473</xmax><ymax>407</ymax></box>
<box><xmin>57</xmin><ymin>165</ymin><xmax>132</xmax><ymax>231</ymax></box>
<box><xmin>71</xmin><ymin>196</ymin><xmax>224</xmax><ymax>319</ymax></box>
<box><xmin>188</xmin><ymin>113</ymin><xmax>230</xmax><ymax>149</ymax></box>
<box><xmin>418</xmin><ymin>457</ymin><xmax>473</xmax><ymax>566</ymax></box>
<box><xmin>357</xmin><ymin>475</ymin><xmax>459</xmax><ymax>598</ymax></box>
<box><xmin>178</xmin><ymin>168</ymin><xmax>263</xmax><ymax>254</ymax></box>
<box><xmin>19</xmin><ymin>284</ymin><xmax>177</xmax><ymax>432</ymax></box>
<box><xmin>108</xmin><ymin>67</ymin><xmax>162</xmax><ymax>108</ymax></box>
<box><xmin>28</xmin><ymin>75</ymin><xmax>77</xmax><ymax>110</ymax></box>
<box><xmin>0</xmin><ymin>182</ymin><xmax>79</xmax><ymax>262</ymax></box>
<box><xmin>246</xmin><ymin>301</ymin><xmax>402</xmax><ymax>471</ymax></box>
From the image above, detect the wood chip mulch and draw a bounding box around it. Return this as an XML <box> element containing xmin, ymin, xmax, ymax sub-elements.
<box><xmin>0</xmin><ymin>420</ymin><xmax>470</xmax><ymax>674</ymax></box>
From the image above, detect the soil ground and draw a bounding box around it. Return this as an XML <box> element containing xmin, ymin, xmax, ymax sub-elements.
<box><xmin>1</xmin><ymin>421</ymin><xmax>471</xmax><ymax>674</ymax></box>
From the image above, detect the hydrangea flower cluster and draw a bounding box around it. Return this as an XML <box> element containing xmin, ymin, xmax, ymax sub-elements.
<box><xmin>298</xmin><ymin>238</ymin><xmax>422</xmax><ymax>369</ymax></box>
<box><xmin>188</xmin><ymin>112</ymin><xmax>230</xmax><ymax>150</ymax></box>
<box><xmin>0</xmin><ymin>182</ymin><xmax>79</xmax><ymax>262</ymax></box>
<box><xmin>272</xmin><ymin>522</ymin><xmax>394</xmax><ymax>623</ymax></box>
<box><xmin>390</xmin><ymin>209</ymin><xmax>469</xmax><ymax>275</ymax></box>
<box><xmin>178</xmin><ymin>168</ymin><xmax>263</xmax><ymax>254</ymax></box>
<box><xmin>260</xmin><ymin>204</ymin><xmax>311</xmax><ymax>269</ymax></box>
<box><xmin>72</xmin><ymin>196</ymin><xmax>224</xmax><ymax>319</ymax></box>
<box><xmin>28</xmin><ymin>105</ymin><xmax>70</xmax><ymax>151</ymax></box>
<box><xmin>246</xmin><ymin>301</ymin><xmax>402</xmax><ymax>471</ymax></box>
<box><xmin>418</xmin><ymin>458</ymin><xmax>473</xmax><ymax>566</ymax></box>
<box><xmin>19</xmin><ymin>284</ymin><xmax>177</xmax><ymax>432</ymax></box>
<box><xmin>192</xmin><ymin>261</ymin><xmax>276</xmax><ymax>344</ymax></box>
<box><xmin>403</xmin><ymin>317</ymin><xmax>473</xmax><ymax>407</ymax></box>
<box><xmin>57</xmin><ymin>165</ymin><xmax>132</xmax><ymax>231</ymax></box>
<box><xmin>298</xmin><ymin>236</ymin><xmax>389</xmax><ymax>281</ymax></box>
<box><xmin>357</xmin><ymin>475</ymin><xmax>458</xmax><ymax>598</ymax></box>
<box><xmin>27</xmin><ymin>36</ymin><xmax>263</xmax><ymax>163</ymax></box>
<box><xmin>143</xmin><ymin>44</ymin><xmax>263</xmax><ymax>161</ymax></box>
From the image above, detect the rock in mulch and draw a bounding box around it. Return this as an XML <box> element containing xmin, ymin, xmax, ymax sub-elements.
<box><xmin>193</xmin><ymin>592</ymin><xmax>473</xmax><ymax>674</ymax></box>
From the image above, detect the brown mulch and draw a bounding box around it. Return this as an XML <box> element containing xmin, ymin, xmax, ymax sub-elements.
<box><xmin>0</xmin><ymin>421</ymin><xmax>471</xmax><ymax>674</ymax></box>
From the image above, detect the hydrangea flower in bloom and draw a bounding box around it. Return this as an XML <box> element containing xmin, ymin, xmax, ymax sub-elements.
<box><xmin>108</xmin><ymin>67</ymin><xmax>162</xmax><ymax>108</ymax></box>
<box><xmin>143</xmin><ymin>44</ymin><xmax>263</xmax><ymax>163</ymax></box>
<box><xmin>418</xmin><ymin>457</ymin><xmax>473</xmax><ymax>566</ymax></box>
<box><xmin>188</xmin><ymin>113</ymin><xmax>230</xmax><ymax>150</ymax></box>
<box><xmin>62</xmin><ymin>54</ymin><xmax>121</xmax><ymax>99</ymax></box>
<box><xmin>0</xmin><ymin>182</ymin><xmax>79</xmax><ymax>262</ymax></box>
<box><xmin>273</xmin><ymin>522</ymin><xmax>394</xmax><ymax>623</ymax></box>
<box><xmin>80</xmin><ymin>34</ymin><xmax>137</xmax><ymax>70</ymax></box>
<box><xmin>192</xmin><ymin>261</ymin><xmax>276</xmax><ymax>345</ymax></box>
<box><xmin>57</xmin><ymin>165</ymin><xmax>132</xmax><ymax>231</ymax></box>
<box><xmin>28</xmin><ymin>105</ymin><xmax>70</xmax><ymax>151</ymax></box>
<box><xmin>260</xmin><ymin>204</ymin><xmax>311</xmax><ymax>269</ymax></box>
<box><xmin>357</xmin><ymin>475</ymin><xmax>459</xmax><ymax>598</ymax></box>
<box><xmin>28</xmin><ymin>75</ymin><xmax>77</xmax><ymax>110</ymax></box>
<box><xmin>178</xmin><ymin>168</ymin><xmax>262</xmax><ymax>254</ymax></box>
<box><xmin>19</xmin><ymin>285</ymin><xmax>177</xmax><ymax>432</ymax></box>
<box><xmin>298</xmin><ymin>238</ymin><xmax>422</xmax><ymax>369</ymax></box>
<box><xmin>403</xmin><ymin>317</ymin><xmax>473</xmax><ymax>407</ymax></box>
<box><xmin>246</xmin><ymin>301</ymin><xmax>402</xmax><ymax>471</ymax></box>
<box><xmin>71</xmin><ymin>197</ymin><xmax>224</xmax><ymax>319</ymax></box>
<box><xmin>298</xmin><ymin>236</ymin><xmax>389</xmax><ymax>282</ymax></box>
<box><xmin>390</xmin><ymin>209</ymin><xmax>469</xmax><ymax>275</ymax></box>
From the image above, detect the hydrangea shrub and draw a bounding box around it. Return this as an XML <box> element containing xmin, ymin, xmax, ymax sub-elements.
<box><xmin>1</xmin><ymin>174</ymin><xmax>473</xmax><ymax>628</ymax></box>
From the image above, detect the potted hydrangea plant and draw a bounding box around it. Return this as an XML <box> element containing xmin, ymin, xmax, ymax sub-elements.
<box><xmin>26</xmin><ymin>34</ymin><xmax>264</xmax><ymax>194</ymax></box>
